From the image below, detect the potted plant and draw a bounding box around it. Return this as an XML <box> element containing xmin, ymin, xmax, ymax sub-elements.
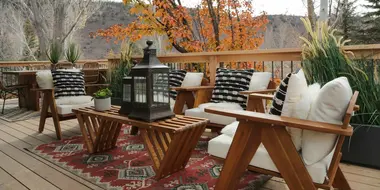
<box><xmin>109</xmin><ymin>39</ymin><xmax>137</xmax><ymax>105</ymax></box>
<box><xmin>46</xmin><ymin>40</ymin><xmax>62</xmax><ymax>70</ymax></box>
<box><xmin>93</xmin><ymin>88</ymin><xmax>112</xmax><ymax>111</ymax></box>
<box><xmin>65</xmin><ymin>42</ymin><xmax>81</xmax><ymax>66</ymax></box>
<box><xmin>300</xmin><ymin>18</ymin><xmax>380</xmax><ymax>168</ymax></box>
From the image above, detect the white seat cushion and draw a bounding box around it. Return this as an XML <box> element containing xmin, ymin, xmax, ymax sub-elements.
<box><xmin>55</xmin><ymin>102</ymin><xmax>94</xmax><ymax>115</ymax></box>
<box><xmin>185</xmin><ymin>102</ymin><xmax>243</xmax><ymax>125</ymax></box>
<box><xmin>50</xmin><ymin>96</ymin><xmax>93</xmax><ymax>115</ymax></box>
<box><xmin>221</xmin><ymin>121</ymin><xmax>239</xmax><ymax>137</ymax></box>
<box><xmin>208</xmin><ymin>134</ymin><xmax>333</xmax><ymax>183</ymax></box>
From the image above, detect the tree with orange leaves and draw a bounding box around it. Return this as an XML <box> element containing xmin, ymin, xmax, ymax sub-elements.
<box><xmin>93</xmin><ymin>0</ymin><xmax>268</xmax><ymax>53</ymax></box>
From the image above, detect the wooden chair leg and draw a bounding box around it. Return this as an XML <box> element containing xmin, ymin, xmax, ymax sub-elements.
<box><xmin>1</xmin><ymin>92</ymin><xmax>6</xmax><ymax>114</ymax></box>
<box><xmin>39</xmin><ymin>92</ymin><xmax>50</xmax><ymax>133</ymax></box>
<box><xmin>47</xmin><ymin>91</ymin><xmax>62</xmax><ymax>140</ymax></box>
<box><xmin>130</xmin><ymin>126</ymin><xmax>139</xmax><ymax>135</ymax></box>
<box><xmin>333</xmin><ymin>167</ymin><xmax>351</xmax><ymax>190</ymax></box>
<box><xmin>262</xmin><ymin>126</ymin><xmax>316</xmax><ymax>190</ymax></box>
<box><xmin>214</xmin><ymin>121</ymin><xmax>262</xmax><ymax>189</ymax></box>
<box><xmin>173</xmin><ymin>91</ymin><xmax>194</xmax><ymax>114</ymax></box>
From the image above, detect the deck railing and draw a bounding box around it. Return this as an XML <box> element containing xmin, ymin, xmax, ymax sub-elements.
<box><xmin>1</xmin><ymin>44</ymin><xmax>380</xmax><ymax>86</ymax></box>
<box><xmin>113</xmin><ymin>44</ymin><xmax>380</xmax><ymax>85</ymax></box>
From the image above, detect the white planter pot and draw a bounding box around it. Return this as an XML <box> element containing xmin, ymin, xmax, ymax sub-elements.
<box><xmin>94</xmin><ymin>97</ymin><xmax>111</xmax><ymax>111</ymax></box>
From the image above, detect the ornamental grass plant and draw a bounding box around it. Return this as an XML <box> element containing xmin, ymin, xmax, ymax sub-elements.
<box><xmin>300</xmin><ymin>18</ymin><xmax>380</xmax><ymax>126</ymax></box>
<box><xmin>46</xmin><ymin>41</ymin><xmax>62</xmax><ymax>64</ymax></box>
<box><xmin>65</xmin><ymin>42</ymin><xmax>81</xmax><ymax>64</ymax></box>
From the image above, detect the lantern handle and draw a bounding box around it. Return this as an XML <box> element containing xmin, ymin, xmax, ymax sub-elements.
<box><xmin>146</xmin><ymin>40</ymin><xmax>153</xmax><ymax>49</ymax></box>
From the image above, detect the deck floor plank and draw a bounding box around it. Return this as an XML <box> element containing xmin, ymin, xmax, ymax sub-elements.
<box><xmin>0</xmin><ymin>124</ymin><xmax>100</xmax><ymax>190</ymax></box>
<box><xmin>0</xmin><ymin>151</ymin><xmax>59</xmax><ymax>190</ymax></box>
<box><xmin>0</xmin><ymin>167</ymin><xmax>29</xmax><ymax>190</ymax></box>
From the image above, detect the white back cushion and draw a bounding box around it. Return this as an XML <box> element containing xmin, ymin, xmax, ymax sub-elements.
<box><xmin>249</xmin><ymin>72</ymin><xmax>272</xmax><ymax>91</ymax></box>
<box><xmin>281</xmin><ymin>69</ymin><xmax>308</xmax><ymax>151</ymax></box>
<box><xmin>181</xmin><ymin>72</ymin><xmax>204</xmax><ymax>87</ymax></box>
<box><xmin>294</xmin><ymin>83</ymin><xmax>321</xmax><ymax>119</ymax></box>
<box><xmin>36</xmin><ymin>70</ymin><xmax>53</xmax><ymax>89</ymax></box>
<box><xmin>302</xmin><ymin>77</ymin><xmax>352</xmax><ymax>165</ymax></box>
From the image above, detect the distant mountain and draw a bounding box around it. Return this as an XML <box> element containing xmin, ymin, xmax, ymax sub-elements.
<box><xmin>76</xmin><ymin>2</ymin><xmax>306</xmax><ymax>59</ymax></box>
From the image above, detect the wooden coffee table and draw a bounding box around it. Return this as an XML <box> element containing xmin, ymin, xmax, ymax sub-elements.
<box><xmin>72</xmin><ymin>106</ymin><xmax>209</xmax><ymax>179</ymax></box>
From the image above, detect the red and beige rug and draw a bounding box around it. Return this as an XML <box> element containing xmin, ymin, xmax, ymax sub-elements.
<box><xmin>27</xmin><ymin>126</ymin><xmax>271</xmax><ymax>190</ymax></box>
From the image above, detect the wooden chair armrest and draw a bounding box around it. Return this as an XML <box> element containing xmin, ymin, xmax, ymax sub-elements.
<box><xmin>248</xmin><ymin>93</ymin><xmax>274</xmax><ymax>100</ymax></box>
<box><xmin>240</xmin><ymin>89</ymin><xmax>277</xmax><ymax>95</ymax></box>
<box><xmin>171</xmin><ymin>86</ymin><xmax>215</xmax><ymax>92</ymax></box>
<box><xmin>30</xmin><ymin>88</ymin><xmax>54</xmax><ymax>92</ymax></box>
<box><xmin>204</xmin><ymin>107</ymin><xmax>353</xmax><ymax>136</ymax></box>
<box><xmin>85</xmin><ymin>83</ymin><xmax>110</xmax><ymax>87</ymax></box>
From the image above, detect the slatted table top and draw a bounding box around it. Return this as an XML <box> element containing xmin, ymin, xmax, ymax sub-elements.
<box><xmin>72</xmin><ymin>106</ymin><xmax>209</xmax><ymax>133</ymax></box>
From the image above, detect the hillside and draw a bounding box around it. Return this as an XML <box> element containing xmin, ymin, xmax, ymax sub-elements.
<box><xmin>76</xmin><ymin>2</ymin><xmax>306</xmax><ymax>59</ymax></box>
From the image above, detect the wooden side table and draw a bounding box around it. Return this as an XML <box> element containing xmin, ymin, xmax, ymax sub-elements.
<box><xmin>72</xmin><ymin>106</ymin><xmax>209</xmax><ymax>179</ymax></box>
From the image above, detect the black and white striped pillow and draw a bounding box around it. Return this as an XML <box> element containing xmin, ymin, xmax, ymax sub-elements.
<box><xmin>52</xmin><ymin>70</ymin><xmax>86</xmax><ymax>98</ymax></box>
<box><xmin>169</xmin><ymin>70</ymin><xmax>187</xmax><ymax>99</ymax></box>
<box><xmin>210</xmin><ymin>68</ymin><xmax>254</xmax><ymax>109</ymax></box>
<box><xmin>269</xmin><ymin>73</ymin><xmax>292</xmax><ymax>115</ymax></box>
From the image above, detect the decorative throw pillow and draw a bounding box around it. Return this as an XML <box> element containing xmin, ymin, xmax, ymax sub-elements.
<box><xmin>169</xmin><ymin>70</ymin><xmax>187</xmax><ymax>99</ymax></box>
<box><xmin>281</xmin><ymin>69</ymin><xmax>308</xmax><ymax>151</ymax></box>
<box><xmin>52</xmin><ymin>70</ymin><xmax>86</xmax><ymax>98</ymax></box>
<box><xmin>302</xmin><ymin>77</ymin><xmax>353</xmax><ymax>165</ymax></box>
<box><xmin>249</xmin><ymin>72</ymin><xmax>272</xmax><ymax>91</ymax></box>
<box><xmin>268</xmin><ymin>73</ymin><xmax>292</xmax><ymax>115</ymax></box>
<box><xmin>210</xmin><ymin>68</ymin><xmax>254</xmax><ymax>109</ymax></box>
<box><xmin>181</xmin><ymin>72</ymin><xmax>204</xmax><ymax>87</ymax></box>
<box><xmin>36</xmin><ymin>70</ymin><xmax>53</xmax><ymax>89</ymax></box>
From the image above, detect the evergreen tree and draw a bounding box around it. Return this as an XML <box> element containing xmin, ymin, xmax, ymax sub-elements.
<box><xmin>339</xmin><ymin>0</ymin><xmax>359</xmax><ymax>43</ymax></box>
<box><xmin>358</xmin><ymin>0</ymin><xmax>380</xmax><ymax>43</ymax></box>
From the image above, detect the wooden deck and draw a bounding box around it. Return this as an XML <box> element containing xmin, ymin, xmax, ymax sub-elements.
<box><xmin>0</xmin><ymin>108</ymin><xmax>379</xmax><ymax>189</ymax></box>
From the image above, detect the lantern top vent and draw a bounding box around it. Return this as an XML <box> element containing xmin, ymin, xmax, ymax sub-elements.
<box><xmin>132</xmin><ymin>40</ymin><xmax>168</xmax><ymax>70</ymax></box>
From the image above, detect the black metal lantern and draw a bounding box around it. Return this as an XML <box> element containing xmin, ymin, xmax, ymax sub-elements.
<box><xmin>119</xmin><ymin>76</ymin><xmax>133</xmax><ymax>115</ymax></box>
<box><xmin>127</xmin><ymin>40</ymin><xmax>174</xmax><ymax>122</ymax></box>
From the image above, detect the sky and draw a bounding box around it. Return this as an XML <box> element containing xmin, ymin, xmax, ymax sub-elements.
<box><xmin>114</xmin><ymin>0</ymin><xmax>369</xmax><ymax>16</ymax></box>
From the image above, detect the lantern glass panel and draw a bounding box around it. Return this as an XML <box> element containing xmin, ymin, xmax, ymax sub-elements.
<box><xmin>123</xmin><ymin>83</ymin><xmax>131</xmax><ymax>102</ymax></box>
<box><xmin>152</xmin><ymin>73</ymin><xmax>169</xmax><ymax>108</ymax></box>
<box><xmin>134</xmin><ymin>76</ymin><xmax>147</xmax><ymax>103</ymax></box>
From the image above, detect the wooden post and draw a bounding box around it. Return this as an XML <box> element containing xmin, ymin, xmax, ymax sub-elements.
<box><xmin>209</xmin><ymin>56</ymin><xmax>218</xmax><ymax>86</ymax></box>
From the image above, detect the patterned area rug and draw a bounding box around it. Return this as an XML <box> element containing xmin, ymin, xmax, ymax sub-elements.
<box><xmin>27</xmin><ymin>126</ymin><xmax>271</xmax><ymax>190</ymax></box>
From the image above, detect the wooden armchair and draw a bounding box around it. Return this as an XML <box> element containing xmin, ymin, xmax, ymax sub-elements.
<box><xmin>0</xmin><ymin>80</ymin><xmax>28</xmax><ymax>114</ymax></box>
<box><xmin>32</xmin><ymin>87</ymin><xmax>93</xmax><ymax>140</ymax></box>
<box><xmin>32</xmin><ymin>69</ymin><xmax>94</xmax><ymax>139</ymax></box>
<box><xmin>204</xmin><ymin>91</ymin><xmax>359</xmax><ymax>190</ymax></box>
<box><xmin>172</xmin><ymin>80</ymin><xmax>276</xmax><ymax>132</ymax></box>
<box><xmin>82</xmin><ymin>62</ymin><xmax>109</xmax><ymax>95</ymax></box>
<box><xmin>171</xmin><ymin>78</ymin><xmax>211</xmax><ymax>114</ymax></box>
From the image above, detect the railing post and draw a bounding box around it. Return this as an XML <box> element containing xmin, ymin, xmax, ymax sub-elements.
<box><xmin>209</xmin><ymin>56</ymin><xmax>218</xmax><ymax>86</ymax></box>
